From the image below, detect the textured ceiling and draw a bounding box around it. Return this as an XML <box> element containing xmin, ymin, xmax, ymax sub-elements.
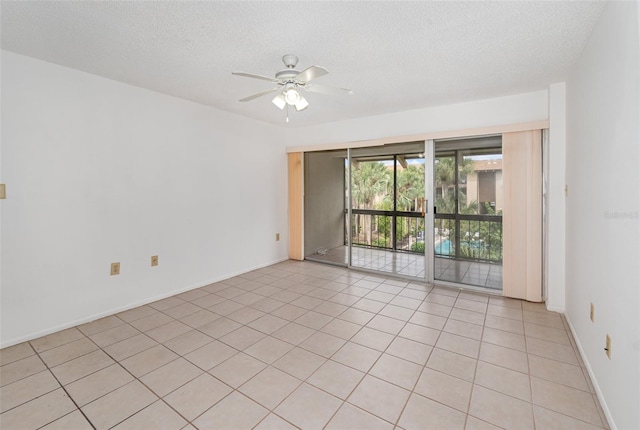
<box><xmin>1</xmin><ymin>1</ymin><xmax>605</xmax><ymax>127</ymax></box>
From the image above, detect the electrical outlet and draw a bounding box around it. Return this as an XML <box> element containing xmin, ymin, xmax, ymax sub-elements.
<box><xmin>276</xmin><ymin>233</ymin><xmax>280</xmax><ymax>241</ymax></box>
<box><xmin>590</xmin><ymin>303</ymin><xmax>595</xmax><ymax>322</ymax></box>
<box><xmin>605</xmin><ymin>334</ymin><xmax>611</xmax><ymax>359</ymax></box>
<box><xmin>110</xmin><ymin>262</ymin><xmax>120</xmax><ymax>276</ymax></box>
<box><xmin>151</xmin><ymin>255</ymin><xmax>158</xmax><ymax>267</ymax></box>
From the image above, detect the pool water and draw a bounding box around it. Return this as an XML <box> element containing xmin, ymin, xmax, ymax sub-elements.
<box><xmin>435</xmin><ymin>240</ymin><xmax>452</xmax><ymax>255</ymax></box>
<box><xmin>435</xmin><ymin>239</ymin><xmax>487</xmax><ymax>255</ymax></box>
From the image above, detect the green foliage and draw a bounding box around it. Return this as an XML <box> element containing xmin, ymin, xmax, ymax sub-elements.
<box><xmin>372</xmin><ymin>237</ymin><xmax>389</xmax><ymax>248</ymax></box>
<box><xmin>435</xmin><ymin>157</ymin><xmax>456</xmax><ymax>191</ymax></box>
<box><xmin>396</xmin><ymin>164</ymin><xmax>425</xmax><ymax>211</ymax></box>
<box><xmin>435</xmin><ymin>209</ymin><xmax>502</xmax><ymax>262</ymax></box>
<box><xmin>410</xmin><ymin>242</ymin><xmax>425</xmax><ymax>252</ymax></box>
<box><xmin>376</xmin><ymin>206</ymin><xmax>392</xmax><ymax>237</ymax></box>
<box><xmin>347</xmin><ymin>153</ymin><xmax>503</xmax><ymax>261</ymax></box>
<box><xmin>373</xmin><ymin>202</ymin><xmax>425</xmax><ymax>252</ymax></box>
<box><xmin>434</xmin><ymin>156</ymin><xmax>476</xmax><ymax>214</ymax></box>
<box><xmin>433</xmin><ymin>154</ymin><xmax>502</xmax><ymax>261</ymax></box>
<box><xmin>351</xmin><ymin>162</ymin><xmax>391</xmax><ymax>209</ymax></box>
<box><xmin>453</xmin><ymin>222</ymin><xmax>503</xmax><ymax>262</ymax></box>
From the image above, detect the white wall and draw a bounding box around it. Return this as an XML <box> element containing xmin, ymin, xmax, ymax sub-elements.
<box><xmin>285</xmin><ymin>90</ymin><xmax>549</xmax><ymax>147</ymax></box>
<box><xmin>0</xmin><ymin>51</ymin><xmax>289</xmax><ymax>347</ymax></box>
<box><xmin>546</xmin><ymin>82</ymin><xmax>567</xmax><ymax>312</ymax></box>
<box><xmin>565</xmin><ymin>2</ymin><xmax>640</xmax><ymax>429</ymax></box>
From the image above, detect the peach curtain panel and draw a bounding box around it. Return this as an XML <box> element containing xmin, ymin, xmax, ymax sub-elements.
<box><xmin>502</xmin><ymin>130</ymin><xmax>543</xmax><ymax>302</ymax></box>
<box><xmin>288</xmin><ymin>152</ymin><xmax>304</xmax><ymax>260</ymax></box>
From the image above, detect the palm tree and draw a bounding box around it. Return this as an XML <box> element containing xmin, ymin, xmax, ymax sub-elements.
<box><xmin>351</xmin><ymin>161</ymin><xmax>390</xmax><ymax>245</ymax></box>
<box><xmin>434</xmin><ymin>155</ymin><xmax>475</xmax><ymax>214</ymax></box>
<box><xmin>435</xmin><ymin>157</ymin><xmax>457</xmax><ymax>214</ymax></box>
<box><xmin>396</xmin><ymin>164</ymin><xmax>425</xmax><ymax>211</ymax></box>
<box><xmin>395</xmin><ymin>164</ymin><xmax>426</xmax><ymax>250</ymax></box>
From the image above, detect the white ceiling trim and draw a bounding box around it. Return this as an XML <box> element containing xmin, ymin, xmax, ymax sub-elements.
<box><xmin>286</xmin><ymin>120</ymin><xmax>550</xmax><ymax>153</ymax></box>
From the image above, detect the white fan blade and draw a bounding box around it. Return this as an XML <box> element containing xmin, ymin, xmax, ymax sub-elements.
<box><xmin>295</xmin><ymin>65</ymin><xmax>328</xmax><ymax>83</ymax></box>
<box><xmin>232</xmin><ymin>72</ymin><xmax>278</xmax><ymax>83</ymax></box>
<box><xmin>239</xmin><ymin>88</ymin><xmax>278</xmax><ymax>102</ymax></box>
<box><xmin>305</xmin><ymin>83</ymin><xmax>353</xmax><ymax>96</ymax></box>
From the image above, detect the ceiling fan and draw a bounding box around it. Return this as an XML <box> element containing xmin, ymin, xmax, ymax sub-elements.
<box><xmin>233</xmin><ymin>54</ymin><xmax>352</xmax><ymax>116</ymax></box>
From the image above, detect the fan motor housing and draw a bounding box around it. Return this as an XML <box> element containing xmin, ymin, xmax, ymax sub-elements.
<box><xmin>275</xmin><ymin>69</ymin><xmax>300</xmax><ymax>82</ymax></box>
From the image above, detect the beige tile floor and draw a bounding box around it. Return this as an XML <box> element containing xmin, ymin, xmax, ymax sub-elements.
<box><xmin>0</xmin><ymin>260</ymin><xmax>609</xmax><ymax>430</ymax></box>
<box><xmin>307</xmin><ymin>246</ymin><xmax>502</xmax><ymax>289</ymax></box>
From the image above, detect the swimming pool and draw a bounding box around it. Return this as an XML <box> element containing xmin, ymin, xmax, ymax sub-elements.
<box><xmin>435</xmin><ymin>239</ymin><xmax>486</xmax><ymax>255</ymax></box>
<box><xmin>435</xmin><ymin>239</ymin><xmax>452</xmax><ymax>255</ymax></box>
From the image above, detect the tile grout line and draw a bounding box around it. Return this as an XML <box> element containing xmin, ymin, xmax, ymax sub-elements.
<box><xmin>280</xmin><ymin>273</ymin><xmax>418</xmax><ymax>427</ymax></box>
<box><xmin>82</xmin><ymin>328</ymin><xmax>195</xmax><ymax>429</ymax></box>
<box><xmin>2</xmin><ymin>260</ymin><xmax>608</xmax><ymax>429</ymax></box>
<box><xmin>462</xmin><ymin>296</ymin><xmax>490</xmax><ymax>429</ymax></box>
<box><xmin>340</xmin><ymin>278</ymin><xmax>426</xmax><ymax>429</ymax></box>
<box><xmin>75</xmin><ymin>313</ymin><xmax>240</xmax><ymax>430</ymax></box>
<box><xmin>27</xmin><ymin>339</ymin><xmax>98</xmax><ymax>430</ymax></box>
<box><xmin>222</xmin><ymin>268</ymin><xmax>600</xmax><ymax>429</ymax></box>
<box><xmin>523</xmin><ymin>304</ymin><xmax>538</xmax><ymax>430</ymax></box>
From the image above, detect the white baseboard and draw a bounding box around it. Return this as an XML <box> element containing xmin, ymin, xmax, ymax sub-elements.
<box><xmin>0</xmin><ymin>256</ymin><xmax>289</xmax><ymax>349</ymax></box>
<box><xmin>545</xmin><ymin>303</ymin><xmax>565</xmax><ymax>313</ymax></box>
<box><xmin>564</xmin><ymin>315</ymin><xmax>616</xmax><ymax>430</ymax></box>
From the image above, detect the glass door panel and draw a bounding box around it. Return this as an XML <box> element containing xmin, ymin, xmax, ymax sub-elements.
<box><xmin>458</xmin><ymin>151</ymin><xmax>503</xmax><ymax>267</ymax></box>
<box><xmin>434</xmin><ymin>153</ymin><xmax>457</xmax><ymax>261</ymax></box>
<box><xmin>349</xmin><ymin>143</ymin><xmax>426</xmax><ymax>278</ymax></box>
<box><xmin>349</xmin><ymin>155</ymin><xmax>394</xmax><ymax>271</ymax></box>
<box><xmin>394</xmin><ymin>157</ymin><xmax>426</xmax><ymax>278</ymax></box>
<box><xmin>303</xmin><ymin>149</ymin><xmax>349</xmax><ymax>265</ymax></box>
<box><xmin>434</xmin><ymin>139</ymin><xmax>503</xmax><ymax>290</ymax></box>
<box><xmin>350</xmin><ymin>158</ymin><xmax>394</xmax><ymax>249</ymax></box>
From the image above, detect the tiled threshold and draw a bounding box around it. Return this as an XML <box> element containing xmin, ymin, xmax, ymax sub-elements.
<box><xmin>0</xmin><ymin>260</ymin><xmax>609</xmax><ymax>430</ymax></box>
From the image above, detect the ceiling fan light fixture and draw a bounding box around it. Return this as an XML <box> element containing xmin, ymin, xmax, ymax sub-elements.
<box><xmin>272</xmin><ymin>93</ymin><xmax>286</xmax><ymax>110</ymax></box>
<box><xmin>233</xmin><ymin>54</ymin><xmax>352</xmax><ymax>120</ymax></box>
<box><xmin>294</xmin><ymin>95</ymin><xmax>309</xmax><ymax>111</ymax></box>
<box><xmin>284</xmin><ymin>87</ymin><xmax>300</xmax><ymax>105</ymax></box>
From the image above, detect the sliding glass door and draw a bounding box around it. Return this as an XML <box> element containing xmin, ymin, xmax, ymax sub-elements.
<box><xmin>303</xmin><ymin>149</ymin><xmax>349</xmax><ymax>266</ymax></box>
<box><xmin>348</xmin><ymin>142</ymin><xmax>426</xmax><ymax>279</ymax></box>
<box><xmin>433</xmin><ymin>137</ymin><xmax>503</xmax><ymax>290</ymax></box>
<box><xmin>300</xmin><ymin>132</ymin><xmax>542</xmax><ymax>296</ymax></box>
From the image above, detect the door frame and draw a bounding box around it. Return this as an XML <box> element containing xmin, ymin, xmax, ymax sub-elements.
<box><xmin>288</xmin><ymin>121</ymin><xmax>548</xmax><ymax>293</ymax></box>
<box><xmin>346</xmin><ymin>143</ymin><xmax>428</xmax><ymax>280</ymax></box>
<box><xmin>425</xmin><ymin>139</ymin><xmax>435</xmax><ymax>284</ymax></box>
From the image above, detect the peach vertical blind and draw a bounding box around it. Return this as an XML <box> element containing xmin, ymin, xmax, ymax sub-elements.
<box><xmin>288</xmin><ymin>152</ymin><xmax>304</xmax><ymax>260</ymax></box>
<box><xmin>502</xmin><ymin>130</ymin><xmax>543</xmax><ymax>302</ymax></box>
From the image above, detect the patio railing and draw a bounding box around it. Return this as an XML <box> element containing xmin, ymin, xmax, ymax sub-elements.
<box><xmin>348</xmin><ymin>209</ymin><xmax>425</xmax><ymax>254</ymax></box>
<box><xmin>435</xmin><ymin>214</ymin><xmax>503</xmax><ymax>263</ymax></box>
<box><xmin>346</xmin><ymin>209</ymin><xmax>502</xmax><ymax>263</ymax></box>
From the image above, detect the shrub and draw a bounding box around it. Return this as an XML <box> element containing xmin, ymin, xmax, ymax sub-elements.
<box><xmin>372</xmin><ymin>237</ymin><xmax>389</xmax><ymax>248</ymax></box>
<box><xmin>410</xmin><ymin>242</ymin><xmax>425</xmax><ymax>253</ymax></box>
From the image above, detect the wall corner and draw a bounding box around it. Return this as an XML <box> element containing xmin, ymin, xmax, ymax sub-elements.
<box><xmin>545</xmin><ymin>82</ymin><xmax>567</xmax><ymax>312</ymax></box>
